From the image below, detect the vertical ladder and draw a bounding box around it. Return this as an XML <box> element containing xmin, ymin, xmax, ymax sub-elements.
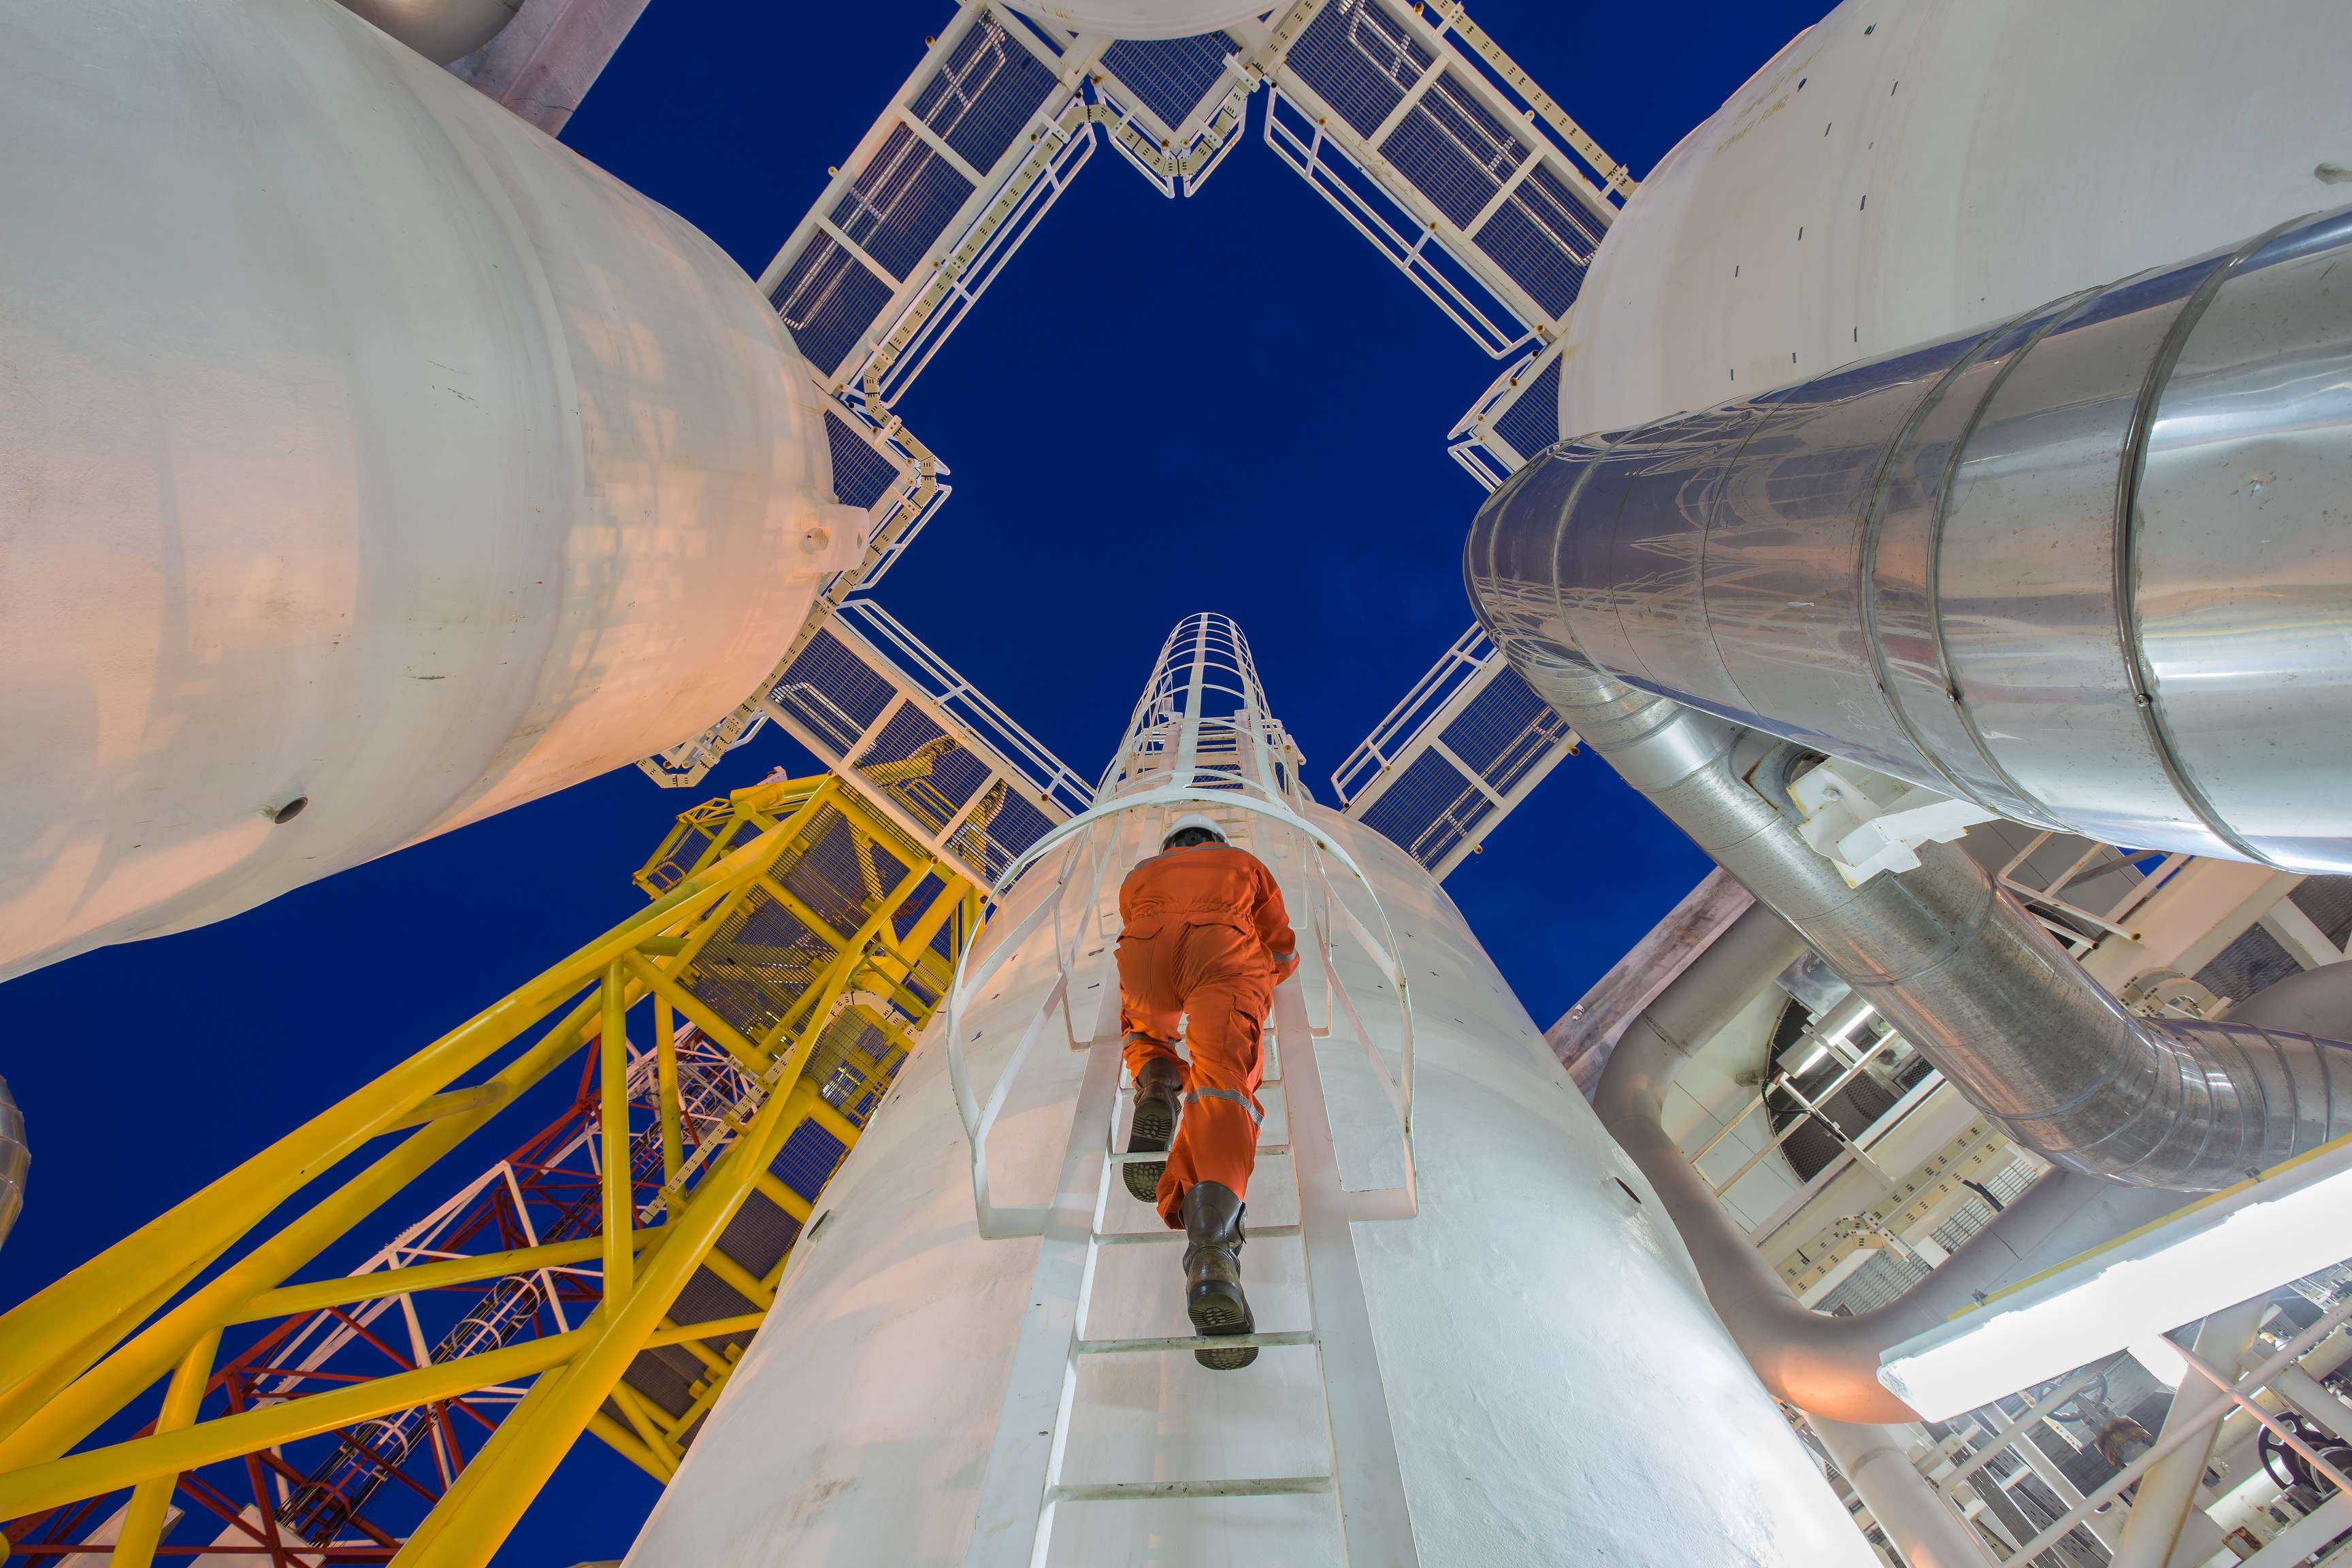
<box><xmin>964</xmin><ymin>964</ymin><xmax>1420</xmax><ymax>1567</ymax></box>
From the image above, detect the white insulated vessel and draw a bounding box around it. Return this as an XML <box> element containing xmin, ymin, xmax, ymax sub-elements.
<box><xmin>0</xmin><ymin>0</ymin><xmax>853</xmax><ymax>981</ymax></box>
<box><xmin>1555</xmin><ymin>0</ymin><xmax>2352</xmax><ymax>439</ymax></box>
<box><xmin>627</xmin><ymin>617</ymin><xmax>1874</xmax><ymax>1567</ymax></box>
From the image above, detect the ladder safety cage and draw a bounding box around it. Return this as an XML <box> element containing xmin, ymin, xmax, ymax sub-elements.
<box><xmin>760</xmin><ymin>598</ymin><xmax>1092</xmax><ymax>891</ymax></box>
<box><xmin>941</xmin><ymin>613</ymin><xmax>1418</xmax><ymax>1243</ymax></box>
<box><xmin>1446</xmin><ymin>336</ymin><xmax>1566</xmax><ymax>490</ymax></box>
<box><xmin>941</xmin><ymin>615</ymin><xmax>1422</xmax><ymax>1568</ymax></box>
<box><xmin>940</xmin><ymin>785</ymin><xmax>1420</xmax><ymax>1238</ymax></box>
<box><xmin>1333</xmin><ymin>623</ymin><xmax>1578</xmax><ymax>879</ymax></box>
<box><xmin>1261</xmin><ymin>0</ymin><xmax>1624</xmax><ymax>358</ymax></box>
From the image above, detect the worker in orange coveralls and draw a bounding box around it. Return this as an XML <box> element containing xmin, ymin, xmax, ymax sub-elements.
<box><xmin>1115</xmin><ymin>812</ymin><xmax>1298</xmax><ymax>1370</ymax></box>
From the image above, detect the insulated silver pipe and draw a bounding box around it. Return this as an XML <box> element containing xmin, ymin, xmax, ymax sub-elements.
<box><xmin>1469</xmin><ymin>203</ymin><xmax>2352</xmax><ymax>875</ymax></box>
<box><xmin>1596</xmin><ymin>901</ymin><xmax>2179</xmax><ymax>1422</ymax></box>
<box><xmin>1506</xmin><ymin>651</ymin><xmax>2352</xmax><ymax>1188</ymax></box>
<box><xmin>1471</xmin><ymin>209</ymin><xmax>2352</xmax><ymax>1192</ymax></box>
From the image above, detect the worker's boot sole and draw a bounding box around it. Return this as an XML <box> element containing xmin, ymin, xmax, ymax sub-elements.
<box><xmin>1188</xmin><ymin>1282</ymin><xmax>1257</xmax><ymax>1370</ymax></box>
<box><xmin>1123</xmin><ymin>1095</ymin><xmax>1175</xmax><ymax>1203</ymax></box>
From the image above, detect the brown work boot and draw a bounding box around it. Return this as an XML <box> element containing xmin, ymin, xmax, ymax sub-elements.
<box><xmin>1123</xmin><ymin>1058</ymin><xmax>1184</xmax><ymax>1203</ymax></box>
<box><xmin>1182</xmin><ymin>1180</ymin><xmax>1256</xmax><ymax>1370</ymax></box>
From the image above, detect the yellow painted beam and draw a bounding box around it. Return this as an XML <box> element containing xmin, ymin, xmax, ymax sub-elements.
<box><xmin>599</xmin><ymin>969</ymin><xmax>635</xmax><ymax>1304</ymax></box>
<box><xmin>0</xmin><ymin>1330</ymin><xmax>587</xmax><ymax>1520</ymax></box>
<box><xmin>584</xmin><ymin>1408</ymin><xmax>672</xmax><ymax>1484</ymax></box>
<box><xmin>607</xmin><ymin>1381</ymin><xmax>681</xmax><ymax>1465</ymax></box>
<box><xmin>621</xmin><ymin>949</ymin><xmax>764</xmax><ymax>1072</ymax></box>
<box><xmin>111</xmin><ymin>1328</ymin><xmax>218</xmax><ymax>1568</ymax></box>
<box><xmin>656</xmin><ymin>1320</ymin><xmax>730</xmax><ymax>1378</ymax></box>
<box><xmin>699</xmin><ymin>1249</ymin><xmax>774</xmax><ymax>1313</ymax></box>
<box><xmin>753</xmin><ymin>1171</ymin><xmax>813</xmax><ymax>1224</ymax></box>
<box><xmin>0</xmin><ymin>791</ymin><xmax>829</xmax><ymax>1407</ymax></box>
<box><xmin>388</xmin><ymin>1020</ymin><xmax>826</xmax><ymax>1568</ymax></box>
<box><xmin>235</xmin><ymin>1237</ymin><xmax>621</xmax><ymax>1323</ymax></box>
<box><xmin>0</xmin><ymin>770</ymin><xmax>968</xmax><ymax>1551</ymax></box>
<box><xmin>0</xmin><ymin>985</ymin><xmax>619</xmax><ymax>1469</ymax></box>
<box><xmin>655</xmin><ymin>997</ymin><xmax>682</xmax><ymax>1190</ymax></box>
<box><xmin>647</xmin><ymin>1313</ymin><xmax>769</xmax><ymax>1348</ymax></box>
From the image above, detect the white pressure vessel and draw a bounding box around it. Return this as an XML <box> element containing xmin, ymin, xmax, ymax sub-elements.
<box><xmin>626</xmin><ymin>801</ymin><xmax>1877</xmax><ymax>1566</ymax></box>
<box><xmin>0</xmin><ymin>0</ymin><xmax>853</xmax><ymax>981</ymax></box>
<box><xmin>1558</xmin><ymin>0</ymin><xmax>2352</xmax><ymax>437</ymax></box>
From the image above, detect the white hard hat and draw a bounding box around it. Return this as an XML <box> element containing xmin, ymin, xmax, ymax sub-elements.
<box><xmin>1162</xmin><ymin>812</ymin><xmax>1227</xmax><ymax>844</ymax></box>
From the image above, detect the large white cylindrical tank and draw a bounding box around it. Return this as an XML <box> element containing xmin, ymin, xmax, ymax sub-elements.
<box><xmin>1559</xmin><ymin>0</ymin><xmax>2352</xmax><ymax>436</ymax></box>
<box><xmin>626</xmin><ymin>804</ymin><xmax>1877</xmax><ymax>1565</ymax></box>
<box><xmin>0</xmin><ymin>0</ymin><xmax>850</xmax><ymax>981</ymax></box>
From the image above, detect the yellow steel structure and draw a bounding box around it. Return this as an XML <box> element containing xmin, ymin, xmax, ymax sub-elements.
<box><xmin>0</xmin><ymin>772</ymin><xmax>977</xmax><ymax>1566</ymax></box>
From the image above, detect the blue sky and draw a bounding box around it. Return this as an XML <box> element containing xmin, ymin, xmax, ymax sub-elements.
<box><xmin>0</xmin><ymin>1</ymin><xmax>1828</xmax><ymax>1559</ymax></box>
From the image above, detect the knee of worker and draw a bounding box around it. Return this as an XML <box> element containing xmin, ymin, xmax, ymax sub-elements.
<box><xmin>1181</xmin><ymin>992</ymin><xmax>1268</xmax><ymax>1085</ymax></box>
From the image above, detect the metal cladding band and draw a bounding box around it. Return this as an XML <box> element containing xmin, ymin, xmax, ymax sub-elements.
<box><xmin>1492</xmin><ymin>652</ymin><xmax>2352</xmax><ymax>1192</ymax></box>
<box><xmin>1467</xmin><ymin>203</ymin><xmax>2352</xmax><ymax>875</ymax></box>
<box><xmin>0</xmin><ymin>1075</ymin><xmax>22</xmax><ymax>1250</ymax></box>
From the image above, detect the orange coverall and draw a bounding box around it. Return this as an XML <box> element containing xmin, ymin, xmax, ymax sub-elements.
<box><xmin>1115</xmin><ymin>840</ymin><xmax>1299</xmax><ymax>1227</ymax></box>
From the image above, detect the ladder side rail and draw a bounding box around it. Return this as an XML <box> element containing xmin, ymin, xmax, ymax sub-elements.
<box><xmin>1274</xmin><ymin>978</ymin><xmax>1422</xmax><ymax>1565</ymax></box>
<box><xmin>961</xmin><ymin>1041</ymin><xmax>1127</xmax><ymax>1568</ymax></box>
<box><xmin>941</xmin><ymin>839</ymin><xmax>1090</xmax><ymax>1239</ymax></box>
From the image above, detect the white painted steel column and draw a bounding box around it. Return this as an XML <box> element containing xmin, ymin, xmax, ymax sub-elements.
<box><xmin>1811</xmin><ymin>1420</ymin><xmax>1995</xmax><ymax>1568</ymax></box>
<box><xmin>2110</xmin><ymin>1299</ymin><xmax>2272</xmax><ymax>1568</ymax></box>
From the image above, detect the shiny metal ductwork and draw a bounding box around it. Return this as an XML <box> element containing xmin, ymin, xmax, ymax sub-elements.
<box><xmin>1469</xmin><ymin>207</ymin><xmax>2352</xmax><ymax>1192</ymax></box>
<box><xmin>1474</xmin><ymin>203</ymin><xmax>2352</xmax><ymax>875</ymax></box>
<box><xmin>1494</xmin><ymin>656</ymin><xmax>2352</xmax><ymax>1190</ymax></box>
<box><xmin>1597</xmin><ymin>902</ymin><xmax>2180</xmax><ymax>1426</ymax></box>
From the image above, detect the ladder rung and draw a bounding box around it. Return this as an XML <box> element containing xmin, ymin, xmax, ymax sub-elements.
<box><xmin>1094</xmin><ymin>1222</ymin><xmax>1302</xmax><ymax>1245</ymax></box>
<box><xmin>1105</xmin><ymin>1142</ymin><xmax>1289</xmax><ymax>1166</ymax></box>
<box><xmin>1075</xmin><ymin>1328</ymin><xmax>1318</xmax><ymax>1356</ymax></box>
<box><xmin>1050</xmin><ymin>1475</ymin><xmax>1335</xmax><ymax>1503</ymax></box>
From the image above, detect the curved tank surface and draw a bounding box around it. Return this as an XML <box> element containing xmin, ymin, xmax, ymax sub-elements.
<box><xmin>0</xmin><ymin>0</ymin><xmax>853</xmax><ymax>981</ymax></box>
<box><xmin>624</xmin><ymin>798</ymin><xmax>1876</xmax><ymax>1566</ymax></box>
<box><xmin>1558</xmin><ymin>0</ymin><xmax>2352</xmax><ymax>436</ymax></box>
<box><xmin>333</xmin><ymin>0</ymin><xmax>524</xmax><ymax>66</ymax></box>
